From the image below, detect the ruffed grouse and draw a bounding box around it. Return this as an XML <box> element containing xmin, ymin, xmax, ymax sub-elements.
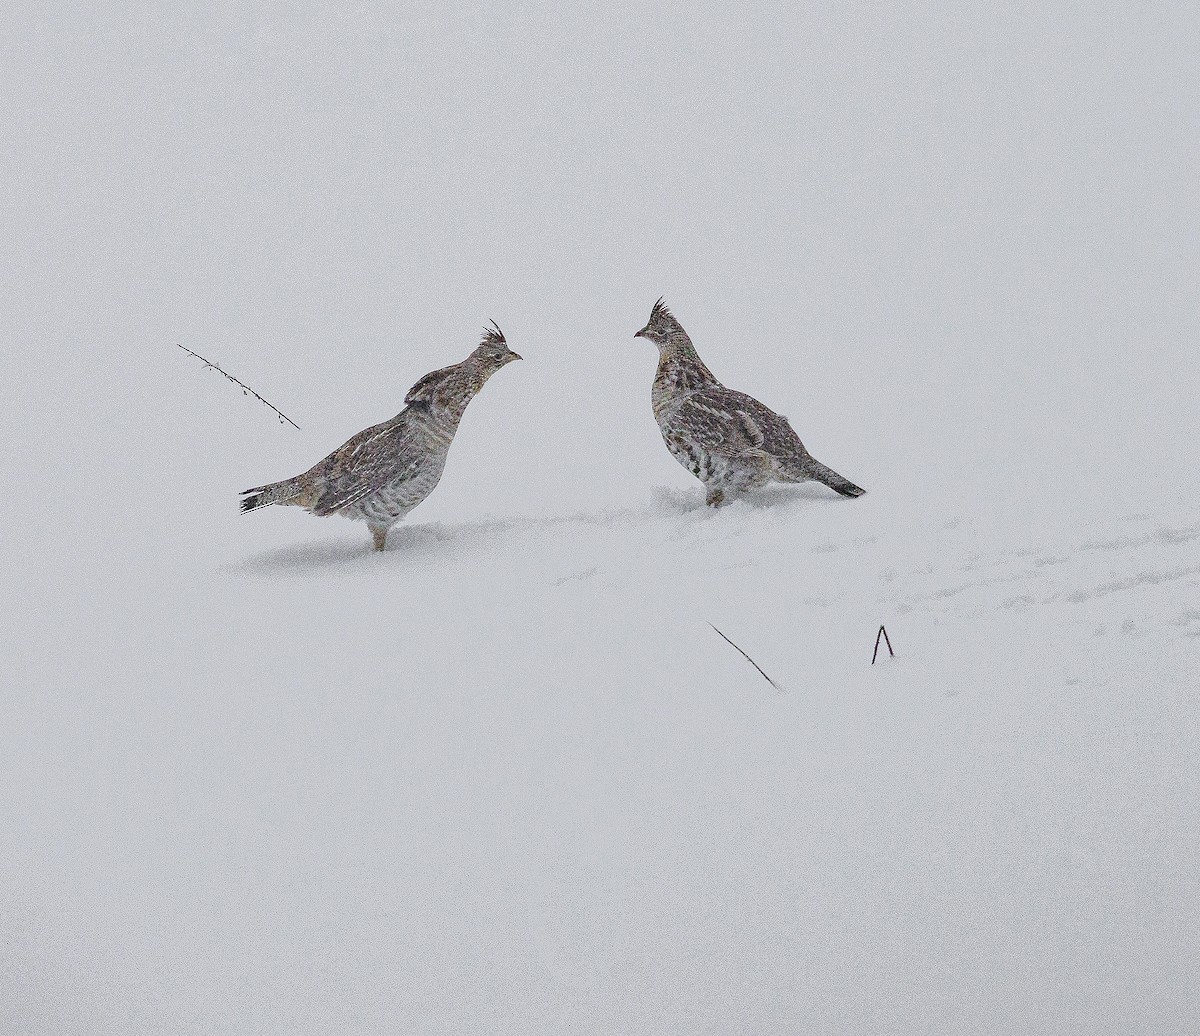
<box><xmin>240</xmin><ymin>323</ymin><xmax>521</xmax><ymax>549</ymax></box>
<box><xmin>634</xmin><ymin>300</ymin><xmax>864</xmax><ymax>506</ymax></box>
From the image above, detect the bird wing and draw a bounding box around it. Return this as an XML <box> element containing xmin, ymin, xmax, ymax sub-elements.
<box><xmin>674</xmin><ymin>387</ymin><xmax>807</xmax><ymax>460</ymax></box>
<box><xmin>309</xmin><ymin>416</ymin><xmax>427</xmax><ymax>516</ymax></box>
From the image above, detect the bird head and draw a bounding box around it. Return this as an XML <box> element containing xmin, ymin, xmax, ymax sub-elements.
<box><xmin>634</xmin><ymin>298</ymin><xmax>686</xmax><ymax>346</ymax></box>
<box><xmin>472</xmin><ymin>321</ymin><xmax>522</xmax><ymax>368</ymax></box>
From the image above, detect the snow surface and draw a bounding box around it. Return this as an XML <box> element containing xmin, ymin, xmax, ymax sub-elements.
<box><xmin>3</xmin><ymin>4</ymin><xmax>1199</xmax><ymax>1034</ymax></box>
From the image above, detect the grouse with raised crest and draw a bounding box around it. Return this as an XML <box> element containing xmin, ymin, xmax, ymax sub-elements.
<box><xmin>240</xmin><ymin>323</ymin><xmax>521</xmax><ymax>550</ymax></box>
<box><xmin>634</xmin><ymin>300</ymin><xmax>864</xmax><ymax>506</ymax></box>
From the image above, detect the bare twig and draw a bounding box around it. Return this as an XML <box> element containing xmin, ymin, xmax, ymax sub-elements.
<box><xmin>872</xmin><ymin>625</ymin><xmax>894</xmax><ymax>664</ymax></box>
<box><xmin>708</xmin><ymin>623</ymin><xmax>783</xmax><ymax>691</ymax></box>
<box><xmin>176</xmin><ymin>344</ymin><xmax>301</xmax><ymax>430</ymax></box>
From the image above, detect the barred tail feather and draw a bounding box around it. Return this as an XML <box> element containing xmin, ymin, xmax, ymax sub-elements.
<box><xmin>781</xmin><ymin>458</ymin><xmax>866</xmax><ymax>498</ymax></box>
<box><xmin>239</xmin><ymin>478</ymin><xmax>301</xmax><ymax>513</ymax></box>
<box><xmin>819</xmin><ymin>470</ymin><xmax>865</xmax><ymax>498</ymax></box>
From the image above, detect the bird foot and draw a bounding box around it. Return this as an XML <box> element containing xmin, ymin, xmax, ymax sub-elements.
<box><xmin>705</xmin><ymin>488</ymin><xmax>726</xmax><ymax>507</ymax></box>
<box><xmin>370</xmin><ymin>526</ymin><xmax>389</xmax><ymax>551</ymax></box>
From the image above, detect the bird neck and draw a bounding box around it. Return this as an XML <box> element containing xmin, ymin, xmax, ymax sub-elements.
<box><xmin>411</xmin><ymin>360</ymin><xmax>490</xmax><ymax>428</ymax></box>
<box><xmin>655</xmin><ymin>336</ymin><xmax>719</xmax><ymax>395</ymax></box>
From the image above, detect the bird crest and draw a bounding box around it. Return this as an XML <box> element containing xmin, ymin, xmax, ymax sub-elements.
<box><xmin>480</xmin><ymin>320</ymin><xmax>506</xmax><ymax>347</ymax></box>
<box><xmin>636</xmin><ymin>297</ymin><xmax>687</xmax><ymax>343</ymax></box>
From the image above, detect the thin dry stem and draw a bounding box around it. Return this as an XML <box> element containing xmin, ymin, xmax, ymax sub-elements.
<box><xmin>709</xmin><ymin>623</ymin><xmax>783</xmax><ymax>692</ymax></box>
<box><xmin>872</xmin><ymin>625</ymin><xmax>895</xmax><ymax>664</ymax></box>
<box><xmin>176</xmin><ymin>344</ymin><xmax>301</xmax><ymax>430</ymax></box>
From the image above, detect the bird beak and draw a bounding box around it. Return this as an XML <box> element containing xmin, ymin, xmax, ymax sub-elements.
<box><xmin>508</xmin><ymin>351</ymin><xmax>523</xmax><ymax>361</ymax></box>
<box><xmin>634</xmin><ymin>329</ymin><xmax>647</xmax><ymax>339</ymax></box>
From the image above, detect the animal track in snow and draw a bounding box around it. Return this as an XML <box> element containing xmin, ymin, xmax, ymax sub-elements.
<box><xmin>1063</xmin><ymin>565</ymin><xmax>1200</xmax><ymax>603</ymax></box>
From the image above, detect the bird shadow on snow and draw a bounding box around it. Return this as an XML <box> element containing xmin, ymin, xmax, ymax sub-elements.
<box><xmin>236</xmin><ymin>511</ymin><xmax>656</xmax><ymax>576</ymax></box>
<box><xmin>722</xmin><ymin>484</ymin><xmax>847</xmax><ymax>510</ymax></box>
<box><xmin>235</xmin><ymin>522</ymin><xmax>513</xmax><ymax>575</ymax></box>
<box><xmin>235</xmin><ymin>484</ymin><xmax>847</xmax><ymax>576</ymax></box>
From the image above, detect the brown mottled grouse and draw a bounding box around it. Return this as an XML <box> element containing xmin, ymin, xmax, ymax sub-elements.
<box><xmin>240</xmin><ymin>323</ymin><xmax>521</xmax><ymax>550</ymax></box>
<box><xmin>634</xmin><ymin>299</ymin><xmax>864</xmax><ymax>506</ymax></box>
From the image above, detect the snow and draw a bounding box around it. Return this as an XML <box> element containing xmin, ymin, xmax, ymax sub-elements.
<box><xmin>3</xmin><ymin>4</ymin><xmax>1199</xmax><ymax>1033</ymax></box>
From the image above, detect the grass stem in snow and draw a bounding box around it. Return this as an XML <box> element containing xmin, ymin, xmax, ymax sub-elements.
<box><xmin>177</xmin><ymin>344</ymin><xmax>301</xmax><ymax>430</ymax></box>
<box><xmin>708</xmin><ymin>623</ymin><xmax>783</xmax><ymax>692</ymax></box>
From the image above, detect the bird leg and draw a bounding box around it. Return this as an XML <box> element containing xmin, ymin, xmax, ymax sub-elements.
<box><xmin>370</xmin><ymin>525</ymin><xmax>389</xmax><ymax>551</ymax></box>
<box><xmin>705</xmin><ymin>487</ymin><xmax>726</xmax><ymax>507</ymax></box>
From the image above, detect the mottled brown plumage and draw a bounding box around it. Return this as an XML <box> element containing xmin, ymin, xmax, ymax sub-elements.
<box><xmin>634</xmin><ymin>300</ymin><xmax>864</xmax><ymax>506</ymax></box>
<box><xmin>241</xmin><ymin>323</ymin><xmax>521</xmax><ymax>549</ymax></box>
